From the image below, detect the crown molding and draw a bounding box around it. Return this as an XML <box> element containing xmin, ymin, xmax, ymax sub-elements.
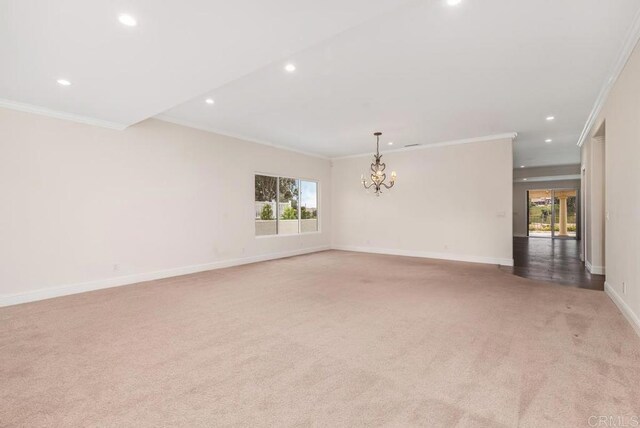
<box><xmin>513</xmin><ymin>163</ymin><xmax>581</xmax><ymax>172</ymax></box>
<box><xmin>513</xmin><ymin>174</ymin><xmax>581</xmax><ymax>183</ymax></box>
<box><xmin>154</xmin><ymin>114</ymin><xmax>330</xmax><ymax>160</ymax></box>
<box><xmin>0</xmin><ymin>99</ymin><xmax>128</xmax><ymax>130</ymax></box>
<box><xmin>331</xmin><ymin>132</ymin><xmax>518</xmax><ymax>160</ymax></box>
<box><xmin>577</xmin><ymin>7</ymin><xmax>640</xmax><ymax>147</ymax></box>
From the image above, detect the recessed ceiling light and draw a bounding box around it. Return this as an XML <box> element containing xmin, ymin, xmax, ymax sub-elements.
<box><xmin>56</xmin><ymin>79</ymin><xmax>71</xmax><ymax>86</ymax></box>
<box><xmin>546</xmin><ymin>116</ymin><xmax>555</xmax><ymax>121</ymax></box>
<box><xmin>118</xmin><ymin>14</ymin><xmax>137</xmax><ymax>27</ymax></box>
<box><xmin>388</xmin><ymin>142</ymin><xmax>394</xmax><ymax>146</ymax></box>
<box><xmin>447</xmin><ymin>0</ymin><xmax>462</xmax><ymax>5</ymax></box>
<box><xmin>284</xmin><ymin>63</ymin><xmax>296</xmax><ymax>73</ymax></box>
<box><xmin>205</xmin><ymin>98</ymin><xmax>215</xmax><ymax>105</ymax></box>
<box><xmin>545</xmin><ymin>139</ymin><xmax>552</xmax><ymax>143</ymax></box>
<box><xmin>520</xmin><ymin>165</ymin><xmax>525</xmax><ymax>168</ymax></box>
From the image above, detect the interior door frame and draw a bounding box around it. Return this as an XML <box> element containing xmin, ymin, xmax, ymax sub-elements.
<box><xmin>581</xmin><ymin>166</ymin><xmax>586</xmax><ymax>261</ymax></box>
<box><xmin>526</xmin><ymin>190</ymin><xmax>530</xmax><ymax>237</ymax></box>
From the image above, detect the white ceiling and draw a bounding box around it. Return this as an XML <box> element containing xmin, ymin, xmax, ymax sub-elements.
<box><xmin>2</xmin><ymin>1</ymin><xmax>640</xmax><ymax>166</ymax></box>
<box><xmin>0</xmin><ymin>0</ymin><xmax>410</xmax><ymax>126</ymax></box>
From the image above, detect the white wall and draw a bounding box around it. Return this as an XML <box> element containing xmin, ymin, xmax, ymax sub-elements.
<box><xmin>581</xmin><ymin>135</ymin><xmax>606</xmax><ymax>274</ymax></box>
<box><xmin>512</xmin><ymin>179</ymin><xmax>580</xmax><ymax>237</ymax></box>
<box><xmin>582</xmin><ymin>39</ymin><xmax>640</xmax><ymax>335</ymax></box>
<box><xmin>331</xmin><ymin>138</ymin><xmax>514</xmax><ymax>266</ymax></box>
<box><xmin>0</xmin><ymin>108</ymin><xmax>331</xmax><ymax>305</ymax></box>
<box><xmin>0</xmin><ymin>108</ymin><xmax>516</xmax><ymax>306</ymax></box>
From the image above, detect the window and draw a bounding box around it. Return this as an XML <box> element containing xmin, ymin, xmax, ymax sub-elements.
<box><xmin>255</xmin><ymin>175</ymin><xmax>277</xmax><ymax>236</ymax></box>
<box><xmin>254</xmin><ymin>174</ymin><xmax>318</xmax><ymax>236</ymax></box>
<box><xmin>300</xmin><ymin>180</ymin><xmax>318</xmax><ymax>232</ymax></box>
<box><xmin>278</xmin><ymin>177</ymin><xmax>299</xmax><ymax>235</ymax></box>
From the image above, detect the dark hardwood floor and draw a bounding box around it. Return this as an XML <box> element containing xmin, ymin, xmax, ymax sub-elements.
<box><xmin>500</xmin><ymin>237</ymin><xmax>605</xmax><ymax>290</ymax></box>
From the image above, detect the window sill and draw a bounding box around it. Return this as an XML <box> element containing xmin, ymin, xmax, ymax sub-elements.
<box><xmin>255</xmin><ymin>231</ymin><xmax>322</xmax><ymax>239</ymax></box>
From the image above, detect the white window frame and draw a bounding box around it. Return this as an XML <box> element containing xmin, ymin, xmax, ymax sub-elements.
<box><xmin>254</xmin><ymin>172</ymin><xmax>320</xmax><ymax>238</ymax></box>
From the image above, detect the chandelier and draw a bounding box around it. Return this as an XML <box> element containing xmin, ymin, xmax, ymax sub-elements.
<box><xmin>361</xmin><ymin>132</ymin><xmax>396</xmax><ymax>196</ymax></box>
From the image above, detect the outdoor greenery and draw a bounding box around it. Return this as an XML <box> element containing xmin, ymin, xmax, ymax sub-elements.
<box><xmin>281</xmin><ymin>206</ymin><xmax>298</xmax><ymax>220</ymax></box>
<box><xmin>255</xmin><ymin>175</ymin><xmax>277</xmax><ymax>201</ymax></box>
<box><xmin>529</xmin><ymin>224</ymin><xmax>576</xmax><ymax>232</ymax></box>
<box><xmin>528</xmin><ymin>204</ymin><xmax>577</xmax><ymax>224</ymax></box>
<box><xmin>279</xmin><ymin>177</ymin><xmax>298</xmax><ymax>211</ymax></box>
<box><xmin>301</xmin><ymin>206</ymin><xmax>317</xmax><ymax>219</ymax></box>
<box><xmin>260</xmin><ymin>204</ymin><xmax>274</xmax><ymax>220</ymax></box>
<box><xmin>255</xmin><ymin>176</ymin><xmax>299</xmax><ymax>203</ymax></box>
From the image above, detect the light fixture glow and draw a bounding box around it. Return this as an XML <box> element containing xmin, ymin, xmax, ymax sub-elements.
<box><xmin>118</xmin><ymin>14</ymin><xmax>137</xmax><ymax>27</ymax></box>
<box><xmin>362</xmin><ymin>132</ymin><xmax>397</xmax><ymax>196</ymax></box>
<box><xmin>388</xmin><ymin>141</ymin><xmax>394</xmax><ymax>146</ymax></box>
<box><xmin>284</xmin><ymin>63</ymin><xmax>296</xmax><ymax>73</ymax></box>
<box><xmin>520</xmin><ymin>165</ymin><xmax>525</xmax><ymax>168</ymax></box>
<box><xmin>56</xmin><ymin>79</ymin><xmax>71</xmax><ymax>86</ymax></box>
<box><xmin>205</xmin><ymin>98</ymin><xmax>215</xmax><ymax>105</ymax></box>
<box><xmin>447</xmin><ymin>0</ymin><xmax>462</xmax><ymax>5</ymax></box>
<box><xmin>546</xmin><ymin>116</ymin><xmax>555</xmax><ymax>121</ymax></box>
<box><xmin>523</xmin><ymin>178</ymin><xmax>528</xmax><ymax>181</ymax></box>
<box><xmin>545</xmin><ymin>139</ymin><xmax>552</xmax><ymax>143</ymax></box>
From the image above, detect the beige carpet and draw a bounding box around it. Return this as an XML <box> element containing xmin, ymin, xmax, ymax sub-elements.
<box><xmin>1</xmin><ymin>250</ymin><xmax>639</xmax><ymax>427</ymax></box>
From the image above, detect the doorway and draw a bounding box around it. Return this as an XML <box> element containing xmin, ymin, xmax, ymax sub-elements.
<box><xmin>527</xmin><ymin>189</ymin><xmax>577</xmax><ymax>239</ymax></box>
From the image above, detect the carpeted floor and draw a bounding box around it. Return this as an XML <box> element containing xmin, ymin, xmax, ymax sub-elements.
<box><xmin>1</xmin><ymin>250</ymin><xmax>639</xmax><ymax>427</ymax></box>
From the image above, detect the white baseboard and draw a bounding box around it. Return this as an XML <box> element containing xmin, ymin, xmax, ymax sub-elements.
<box><xmin>0</xmin><ymin>246</ymin><xmax>330</xmax><ymax>307</ymax></box>
<box><xmin>332</xmin><ymin>245</ymin><xmax>514</xmax><ymax>267</ymax></box>
<box><xmin>605</xmin><ymin>281</ymin><xmax>640</xmax><ymax>338</ymax></box>
<box><xmin>586</xmin><ymin>261</ymin><xmax>606</xmax><ymax>275</ymax></box>
<box><xmin>0</xmin><ymin>245</ymin><xmax>514</xmax><ymax>307</ymax></box>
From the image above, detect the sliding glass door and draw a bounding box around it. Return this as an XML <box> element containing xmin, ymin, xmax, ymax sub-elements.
<box><xmin>528</xmin><ymin>190</ymin><xmax>553</xmax><ymax>237</ymax></box>
<box><xmin>552</xmin><ymin>190</ymin><xmax>577</xmax><ymax>238</ymax></box>
<box><xmin>528</xmin><ymin>189</ymin><xmax>577</xmax><ymax>239</ymax></box>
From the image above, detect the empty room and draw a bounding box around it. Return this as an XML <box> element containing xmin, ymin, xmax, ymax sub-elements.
<box><xmin>1</xmin><ymin>1</ymin><xmax>640</xmax><ymax>427</ymax></box>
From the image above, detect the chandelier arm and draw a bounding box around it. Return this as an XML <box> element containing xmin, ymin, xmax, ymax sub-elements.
<box><xmin>381</xmin><ymin>181</ymin><xmax>395</xmax><ymax>190</ymax></box>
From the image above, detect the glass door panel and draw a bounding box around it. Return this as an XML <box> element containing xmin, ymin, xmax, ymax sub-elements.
<box><xmin>528</xmin><ymin>190</ymin><xmax>554</xmax><ymax>238</ymax></box>
<box><xmin>552</xmin><ymin>190</ymin><xmax>577</xmax><ymax>238</ymax></box>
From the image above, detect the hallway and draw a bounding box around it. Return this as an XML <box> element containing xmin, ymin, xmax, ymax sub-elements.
<box><xmin>501</xmin><ymin>237</ymin><xmax>605</xmax><ymax>290</ymax></box>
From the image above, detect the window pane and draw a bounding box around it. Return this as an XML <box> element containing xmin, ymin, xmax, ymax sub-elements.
<box><xmin>300</xmin><ymin>180</ymin><xmax>318</xmax><ymax>232</ymax></box>
<box><xmin>255</xmin><ymin>175</ymin><xmax>277</xmax><ymax>236</ymax></box>
<box><xmin>278</xmin><ymin>177</ymin><xmax>299</xmax><ymax>235</ymax></box>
